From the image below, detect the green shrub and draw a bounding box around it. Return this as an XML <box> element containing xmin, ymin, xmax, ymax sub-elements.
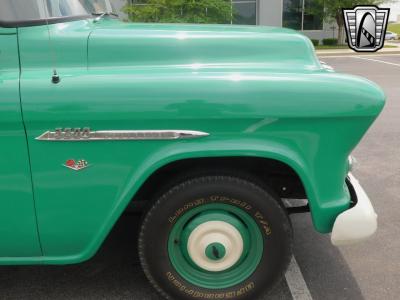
<box><xmin>322</xmin><ymin>38</ymin><xmax>338</xmax><ymax>46</ymax></box>
<box><xmin>310</xmin><ymin>39</ymin><xmax>319</xmax><ymax>46</ymax></box>
<box><xmin>123</xmin><ymin>0</ymin><xmax>232</xmax><ymax>24</ymax></box>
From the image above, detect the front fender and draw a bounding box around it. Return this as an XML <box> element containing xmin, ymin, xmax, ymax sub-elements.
<box><xmin>28</xmin><ymin>134</ymin><xmax>350</xmax><ymax>265</ymax></box>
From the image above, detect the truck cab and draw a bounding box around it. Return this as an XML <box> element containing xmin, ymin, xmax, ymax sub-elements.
<box><xmin>0</xmin><ymin>0</ymin><xmax>384</xmax><ymax>298</ymax></box>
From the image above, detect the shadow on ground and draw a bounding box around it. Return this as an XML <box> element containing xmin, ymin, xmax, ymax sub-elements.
<box><xmin>0</xmin><ymin>213</ymin><xmax>363</xmax><ymax>299</ymax></box>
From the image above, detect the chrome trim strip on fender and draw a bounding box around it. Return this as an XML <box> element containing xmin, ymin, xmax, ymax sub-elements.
<box><xmin>36</xmin><ymin>129</ymin><xmax>209</xmax><ymax>141</ymax></box>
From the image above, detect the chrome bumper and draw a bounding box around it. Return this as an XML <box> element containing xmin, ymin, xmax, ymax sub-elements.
<box><xmin>331</xmin><ymin>173</ymin><xmax>378</xmax><ymax>246</ymax></box>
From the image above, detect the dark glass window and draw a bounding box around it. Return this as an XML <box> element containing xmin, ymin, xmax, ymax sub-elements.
<box><xmin>46</xmin><ymin>0</ymin><xmax>89</xmax><ymax>17</ymax></box>
<box><xmin>282</xmin><ymin>0</ymin><xmax>302</xmax><ymax>30</ymax></box>
<box><xmin>283</xmin><ymin>0</ymin><xmax>323</xmax><ymax>30</ymax></box>
<box><xmin>232</xmin><ymin>1</ymin><xmax>257</xmax><ymax>25</ymax></box>
<box><xmin>0</xmin><ymin>0</ymin><xmax>115</xmax><ymax>24</ymax></box>
<box><xmin>303</xmin><ymin>0</ymin><xmax>323</xmax><ymax>30</ymax></box>
<box><xmin>0</xmin><ymin>0</ymin><xmax>45</xmax><ymax>22</ymax></box>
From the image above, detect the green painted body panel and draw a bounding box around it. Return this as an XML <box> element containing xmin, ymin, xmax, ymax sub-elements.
<box><xmin>0</xmin><ymin>29</ymin><xmax>42</xmax><ymax>257</ymax></box>
<box><xmin>0</xmin><ymin>18</ymin><xmax>384</xmax><ymax>265</ymax></box>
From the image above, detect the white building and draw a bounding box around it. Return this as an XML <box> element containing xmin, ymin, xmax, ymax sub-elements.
<box><xmin>112</xmin><ymin>0</ymin><xmax>337</xmax><ymax>43</ymax></box>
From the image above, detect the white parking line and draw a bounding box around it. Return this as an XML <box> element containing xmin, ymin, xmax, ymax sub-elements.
<box><xmin>283</xmin><ymin>199</ymin><xmax>313</xmax><ymax>300</ymax></box>
<box><xmin>353</xmin><ymin>56</ymin><xmax>400</xmax><ymax>67</ymax></box>
<box><xmin>285</xmin><ymin>256</ymin><xmax>313</xmax><ymax>300</ymax></box>
<box><xmin>318</xmin><ymin>53</ymin><xmax>400</xmax><ymax>59</ymax></box>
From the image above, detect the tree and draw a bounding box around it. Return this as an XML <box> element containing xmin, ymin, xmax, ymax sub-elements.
<box><xmin>314</xmin><ymin>0</ymin><xmax>387</xmax><ymax>44</ymax></box>
<box><xmin>123</xmin><ymin>0</ymin><xmax>233</xmax><ymax>24</ymax></box>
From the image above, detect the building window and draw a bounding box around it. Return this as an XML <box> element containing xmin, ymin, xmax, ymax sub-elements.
<box><xmin>283</xmin><ymin>0</ymin><xmax>323</xmax><ymax>30</ymax></box>
<box><xmin>303</xmin><ymin>0</ymin><xmax>323</xmax><ymax>30</ymax></box>
<box><xmin>282</xmin><ymin>0</ymin><xmax>302</xmax><ymax>30</ymax></box>
<box><xmin>232</xmin><ymin>0</ymin><xmax>257</xmax><ymax>25</ymax></box>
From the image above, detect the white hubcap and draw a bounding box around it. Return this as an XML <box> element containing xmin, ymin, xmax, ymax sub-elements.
<box><xmin>187</xmin><ymin>221</ymin><xmax>244</xmax><ymax>272</ymax></box>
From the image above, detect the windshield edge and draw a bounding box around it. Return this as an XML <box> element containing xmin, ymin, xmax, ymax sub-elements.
<box><xmin>0</xmin><ymin>14</ymin><xmax>94</xmax><ymax>28</ymax></box>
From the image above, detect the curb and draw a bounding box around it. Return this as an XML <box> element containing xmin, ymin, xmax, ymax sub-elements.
<box><xmin>316</xmin><ymin>49</ymin><xmax>400</xmax><ymax>57</ymax></box>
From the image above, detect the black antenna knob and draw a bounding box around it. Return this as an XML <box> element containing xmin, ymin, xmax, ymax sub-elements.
<box><xmin>52</xmin><ymin>70</ymin><xmax>60</xmax><ymax>84</ymax></box>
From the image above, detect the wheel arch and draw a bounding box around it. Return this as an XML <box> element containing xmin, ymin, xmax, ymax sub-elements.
<box><xmin>130</xmin><ymin>156</ymin><xmax>309</xmax><ymax>210</ymax></box>
<box><xmin>34</xmin><ymin>144</ymin><xmax>318</xmax><ymax>266</ymax></box>
<box><xmin>122</xmin><ymin>142</ymin><xmax>317</xmax><ymax>218</ymax></box>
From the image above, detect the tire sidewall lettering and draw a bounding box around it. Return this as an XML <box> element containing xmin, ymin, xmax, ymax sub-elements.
<box><xmin>166</xmin><ymin>272</ymin><xmax>255</xmax><ymax>299</ymax></box>
<box><xmin>140</xmin><ymin>177</ymin><xmax>292</xmax><ymax>300</ymax></box>
<box><xmin>168</xmin><ymin>195</ymin><xmax>272</xmax><ymax>237</ymax></box>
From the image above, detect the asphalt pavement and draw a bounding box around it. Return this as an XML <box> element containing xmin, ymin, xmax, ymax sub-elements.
<box><xmin>0</xmin><ymin>54</ymin><xmax>399</xmax><ymax>300</ymax></box>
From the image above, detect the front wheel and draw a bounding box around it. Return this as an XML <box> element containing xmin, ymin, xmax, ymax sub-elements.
<box><xmin>139</xmin><ymin>176</ymin><xmax>293</xmax><ymax>300</ymax></box>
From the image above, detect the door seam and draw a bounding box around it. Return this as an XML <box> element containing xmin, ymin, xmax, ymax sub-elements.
<box><xmin>16</xmin><ymin>28</ymin><xmax>44</xmax><ymax>258</ymax></box>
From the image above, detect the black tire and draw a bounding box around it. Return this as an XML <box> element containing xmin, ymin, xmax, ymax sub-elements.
<box><xmin>139</xmin><ymin>176</ymin><xmax>293</xmax><ymax>300</ymax></box>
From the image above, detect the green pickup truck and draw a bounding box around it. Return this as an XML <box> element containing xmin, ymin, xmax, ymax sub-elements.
<box><xmin>0</xmin><ymin>0</ymin><xmax>384</xmax><ymax>299</ymax></box>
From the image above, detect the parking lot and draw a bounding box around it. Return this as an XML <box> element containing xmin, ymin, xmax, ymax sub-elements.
<box><xmin>0</xmin><ymin>54</ymin><xmax>399</xmax><ymax>300</ymax></box>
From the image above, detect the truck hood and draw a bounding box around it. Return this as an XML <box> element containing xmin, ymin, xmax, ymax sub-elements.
<box><xmin>88</xmin><ymin>20</ymin><xmax>321</xmax><ymax>72</ymax></box>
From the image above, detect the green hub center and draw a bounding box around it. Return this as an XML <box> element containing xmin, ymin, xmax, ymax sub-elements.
<box><xmin>168</xmin><ymin>203</ymin><xmax>264</xmax><ymax>289</ymax></box>
<box><xmin>205</xmin><ymin>242</ymin><xmax>226</xmax><ymax>261</ymax></box>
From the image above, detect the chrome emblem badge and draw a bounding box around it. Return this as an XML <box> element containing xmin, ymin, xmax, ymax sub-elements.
<box><xmin>343</xmin><ymin>6</ymin><xmax>390</xmax><ymax>52</ymax></box>
<box><xmin>36</xmin><ymin>128</ymin><xmax>209</xmax><ymax>141</ymax></box>
<box><xmin>64</xmin><ymin>159</ymin><xmax>89</xmax><ymax>171</ymax></box>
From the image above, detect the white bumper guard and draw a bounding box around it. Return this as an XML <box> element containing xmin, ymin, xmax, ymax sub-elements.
<box><xmin>331</xmin><ymin>173</ymin><xmax>378</xmax><ymax>246</ymax></box>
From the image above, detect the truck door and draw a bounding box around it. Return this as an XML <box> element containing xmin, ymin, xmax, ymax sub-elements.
<box><xmin>0</xmin><ymin>27</ymin><xmax>42</xmax><ymax>258</ymax></box>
